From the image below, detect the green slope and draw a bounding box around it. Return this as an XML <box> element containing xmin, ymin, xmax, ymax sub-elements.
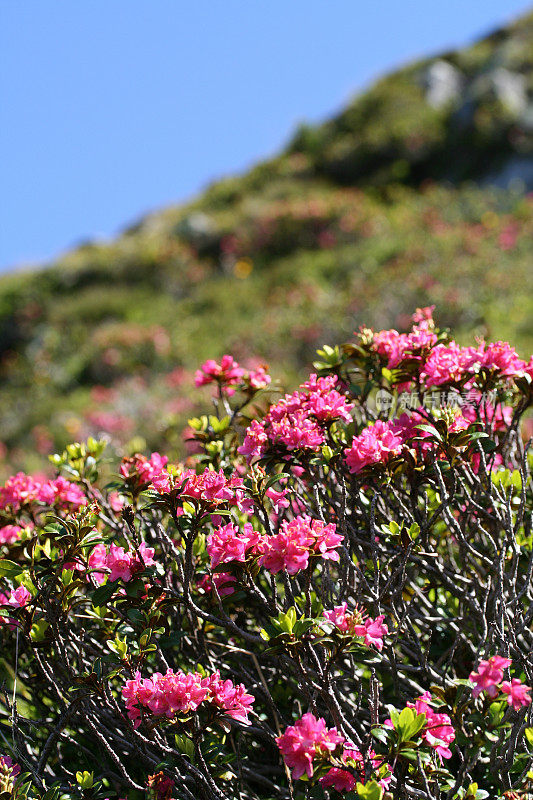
<box><xmin>1</xmin><ymin>11</ymin><xmax>532</xmax><ymax>474</ymax></box>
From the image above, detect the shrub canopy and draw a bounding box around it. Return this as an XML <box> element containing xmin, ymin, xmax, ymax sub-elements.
<box><xmin>1</xmin><ymin>308</ymin><xmax>533</xmax><ymax>800</ymax></box>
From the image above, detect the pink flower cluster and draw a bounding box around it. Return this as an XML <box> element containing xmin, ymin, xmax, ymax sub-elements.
<box><xmin>120</xmin><ymin>452</ymin><xmax>169</xmax><ymax>488</ymax></box>
<box><xmin>0</xmin><ymin>585</ymin><xmax>31</xmax><ymax>627</ymax></box>
<box><xmin>206</xmin><ymin>522</ymin><xmax>262</xmax><ymax>569</ymax></box>
<box><xmin>180</xmin><ymin>469</ymin><xmax>252</xmax><ymax>511</ymax></box>
<box><xmin>421</xmin><ymin>341</ymin><xmax>528</xmax><ymax>388</ymax></box>
<box><xmin>469</xmin><ymin>655</ymin><xmax>531</xmax><ymax>711</ymax></box>
<box><xmin>0</xmin><ymin>585</ymin><xmax>31</xmax><ymax>609</ymax></box>
<box><xmin>122</xmin><ymin>667</ymin><xmax>254</xmax><ymax>727</ymax></box>
<box><xmin>239</xmin><ymin>374</ymin><xmax>353</xmax><ymax>461</ymax></box>
<box><xmin>206</xmin><ymin>516</ymin><xmax>342</xmax><ymax>577</ymax></box>
<box><xmin>421</xmin><ymin>343</ymin><xmax>481</xmax><ymax>387</ymax></box>
<box><xmin>0</xmin><ymin>525</ymin><xmax>24</xmax><ymax>545</ymax></box>
<box><xmin>320</xmin><ymin>746</ymin><xmax>390</xmax><ymax>793</ymax></box>
<box><xmin>479</xmin><ymin>341</ymin><xmax>528</xmax><ymax>378</ymax></box>
<box><xmin>150</xmin><ymin>466</ymin><xmax>253</xmax><ymax>517</ymax></box>
<box><xmin>367</xmin><ymin>307</ymin><xmax>530</xmax><ymax>391</ymax></box>
<box><xmin>259</xmin><ymin>516</ymin><xmax>343</xmax><ymax>575</ymax></box>
<box><xmin>386</xmin><ymin>692</ymin><xmax>455</xmax><ymax>760</ymax></box>
<box><xmin>276</xmin><ymin>713</ymin><xmax>344</xmax><ymax>779</ymax></box>
<box><xmin>0</xmin><ymin>473</ymin><xmax>87</xmax><ymax>513</ymax></box>
<box><xmin>462</xmin><ymin>390</ymin><xmax>513</xmax><ymax>431</ymax></box>
<box><xmin>344</xmin><ymin>419</ymin><xmax>405</xmax><ymax>474</ymax></box>
<box><xmin>69</xmin><ymin>541</ymin><xmax>155</xmax><ymax>585</ymax></box>
<box><xmin>197</xmin><ymin>571</ymin><xmax>236</xmax><ymax>598</ymax></box>
<box><xmin>344</xmin><ymin>408</ymin><xmax>476</xmax><ymax>474</ymax></box>
<box><xmin>372</xmin><ymin>312</ymin><xmax>437</xmax><ymax>369</ymax></box>
<box><xmin>323</xmin><ymin>603</ymin><xmax>388</xmax><ymax>651</ymax></box>
<box><xmin>276</xmin><ymin>713</ymin><xmax>390</xmax><ymax>789</ymax></box>
<box><xmin>195</xmin><ymin>355</ymin><xmax>245</xmax><ymax>394</ymax></box>
<box><xmin>195</xmin><ymin>355</ymin><xmax>271</xmax><ymax>396</ymax></box>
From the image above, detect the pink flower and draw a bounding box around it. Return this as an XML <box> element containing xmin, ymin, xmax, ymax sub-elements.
<box><xmin>120</xmin><ymin>452</ymin><xmax>169</xmax><ymax>491</ymax></box>
<box><xmin>247</xmin><ymin>366</ymin><xmax>271</xmax><ymax>390</ymax></box>
<box><xmin>421</xmin><ymin>342</ymin><xmax>479</xmax><ymax>387</ymax></box>
<box><xmin>106</xmin><ymin>542</ymin><xmax>155</xmax><ymax>583</ymax></box>
<box><xmin>323</xmin><ymin>602</ymin><xmax>353</xmax><ymax>633</ymax></box>
<box><xmin>0</xmin><ymin>472</ymin><xmax>42</xmax><ymax>511</ymax></box>
<box><xmin>276</xmin><ymin>713</ymin><xmax>345</xmax><ymax>780</ymax></box>
<box><xmin>412</xmin><ymin>305</ymin><xmax>435</xmax><ymax>324</ymax></box>
<box><xmin>0</xmin><ymin>525</ymin><xmax>23</xmax><ymax>545</ymax></box>
<box><xmin>323</xmin><ymin>604</ymin><xmax>388</xmax><ymax>650</ymax></box>
<box><xmin>501</xmin><ymin>679</ymin><xmax>532</xmax><ymax>711</ymax></box>
<box><xmin>106</xmin><ymin>544</ymin><xmax>133</xmax><ymax>582</ymax></box>
<box><xmin>238</xmin><ymin>374</ymin><xmax>353</xmax><ymax>462</ymax></box>
<box><xmin>319</xmin><ymin>746</ymin><xmax>391</xmax><ymax>792</ymax></box>
<box><xmin>122</xmin><ymin>668</ymin><xmax>253</xmax><ymax>728</ymax></box>
<box><xmin>195</xmin><ymin>355</ymin><xmax>245</xmax><ymax>395</ymax></box>
<box><xmin>319</xmin><ymin>766</ymin><xmax>357</xmax><ymax>792</ymax></box>
<box><xmin>344</xmin><ymin>420</ymin><xmax>404</xmax><ymax>474</ymax></box>
<box><xmin>353</xmin><ymin>615</ymin><xmax>388</xmax><ymax>651</ymax></box>
<box><xmin>259</xmin><ymin>516</ymin><xmax>342</xmax><ymax>575</ymax></box>
<box><xmin>87</xmin><ymin>542</ymin><xmax>108</xmax><ymax>585</ymax></box>
<box><xmin>108</xmin><ymin>491</ymin><xmax>125</xmax><ymax>512</ymax></box>
<box><xmin>206</xmin><ymin>522</ymin><xmax>261</xmax><ymax>569</ymax></box>
<box><xmin>476</xmin><ymin>341</ymin><xmax>526</xmax><ymax>378</ymax></box>
<box><xmin>265</xmin><ymin>486</ymin><xmax>290</xmax><ymax>514</ymax></box>
<box><xmin>462</xmin><ymin>390</ymin><xmax>513</xmax><ymax>431</ymax></box>
<box><xmin>176</xmin><ymin>468</ymin><xmax>252</xmax><ymax>514</ymax></box>
<box><xmin>386</xmin><ymin>693</ymin><xmax>455</xmax><ymax>761</ymax></box>
<box><xmin>38</xmin><ymin>476</ymin><xmax>87</xmax><ymax>510</ymax></box>
<box><xmin>7</xmin><ymin>585</ymin><xmax>31</xmax><ymax>608</ymax></box>
<box><xmin>371</xmin><ymin>312</ymin><xmax>437</xmax><ymax>370</ymax></box>
<box><xmin>238</xmin><ymin>419</ymin><xmax>269</xmax><ymax>461</ymax></box>
<box><xmin>470</xmin><ymin>655</ymin><xmax>512</xmax><ymax>699</ymax></box>
<box><xmin>197</xmin><ymin>571</ymin><xmax>236</xmax><ymax>597</ymax></box>
<box><xmin>207</xmin><ymin>671</ymin><xmax>255</xmax><ymax>724</ymax></box>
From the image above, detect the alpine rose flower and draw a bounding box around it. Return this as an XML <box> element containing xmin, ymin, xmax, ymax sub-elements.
<box><xmin>197</xmin><ymin>571</ymin><xmax>236</xmax><ymax>597</ymax></box>
<box><xmin>0</xmin><ymin>472</ymin><xmax>86</xmax><ymax>513</ymax></box>
<box><xmin>501</xmin><ymin>679</ymin><xmax>532</xmax><ymax>711</ymax></box>
<box><xmin>412</xmin><ymin>693</ymin><xmax>455</xmax><ymax>760</ymax></box>
<box><xmin>320</xmin><ymin>746</ymin><xmax>391</xmax><ymax>792</ymax></box>
<box><xmin>107</xmin><ymin>542</ymin><xmax>155</xmax><ymax>582</ymax></box>
<box><xmin>344</xmin><ymin>420</ymin><xmax>404</xmax><ymax>473</ymax></box>
<box><xmin>206</xmin><ymin>522</ymin><xmax>262</xmax><ymax>569</ymax></box>
<box><xmin>0</xmin><ymin>525</ymin><xmax>23</xmax><ymax>545</ymax></box>
<box><xmin>469</xmin><ymin>655</ymin><xmax>512</xmax><ymax>699</ymax></box>
<box><xmin>259</xmin><ymin>516</ymin><xmax>343</xmax><ymax>575</ymax></box>
<box><xmin>195</xmin><ymin>355</ymin><xmax>245</xmax><ymax>395</ymax></box>
<box><xmin>276</xmin><ymin>713</ymin><xmax>345</xmax><ymax>779</ymax></box>
<box><xmin>7</xmin><ymin>585</ymin><xmax>31</xmax><ymax>608</ymax></box>
<box><xmin>323</xmin><ymin>603</ymin><xmax>388</xmax><ymax>650</ymax></box>
<box><xmin>386</xmin><ymin>693</ymin><xmax>455</xmax><ymax>760</ymax></box>
<box><xmin>238</xmin><ymin>374</ymin><xmax>353</xmax><ymax>462</ymax></box>
<box><xmin>122</xmin><ymin>668</ymin><xmax>254</xmax><ymax>728</ymax></box>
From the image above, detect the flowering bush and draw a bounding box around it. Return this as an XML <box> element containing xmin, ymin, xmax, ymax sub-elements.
<box><xmin>0</xmin><ymin>309</ymin><xmax>532</xmax><ymax>800</ymax></box>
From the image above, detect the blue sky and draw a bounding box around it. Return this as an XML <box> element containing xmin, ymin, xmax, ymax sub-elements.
<box><xmin>2</xmin><ymin>0</ymin><xmax>532</xmax><ymax>271</ymax></box>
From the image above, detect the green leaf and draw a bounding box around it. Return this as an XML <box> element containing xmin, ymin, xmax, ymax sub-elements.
<box><xmin>30</xmin><ymin>619</ymin><xmax>50</xmax><ymax>642</ymax></box>
<box><xmin>356</xmin><ymin>780</ymin><xmax>383</xmax><ymax>799</ymax></box>
<box><xmin>92</xmin><ymin>580</ymin><xmax>119</xmax><ymax>607</ymax></box>
<box><xmin>175</xmin><ymin>733</ymin><xmax>195</xmax><ymax>759</ymax></box>
<box><xmin>0</xmin><ymin>559</ymin><xmax>23</xmax><ymax>578</ymax></box>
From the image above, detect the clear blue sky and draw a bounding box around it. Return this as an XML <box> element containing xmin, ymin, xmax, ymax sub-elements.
<box><xmin>2</xmin><ymin>0</ymin><xmax>532</xmax><ymax>271</ymax></box>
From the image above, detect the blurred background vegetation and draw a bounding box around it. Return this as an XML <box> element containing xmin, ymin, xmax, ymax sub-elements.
<box><xmin>1</xmin><ymin>10</ymin><xmax>532</xmax><ymax>476</ymax></box>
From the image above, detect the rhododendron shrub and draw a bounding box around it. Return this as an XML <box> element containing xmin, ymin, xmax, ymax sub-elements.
<box><xmin>1</xmin><ymin>311</ymin><xmax>533</xmax><ymax>800</ymax></box>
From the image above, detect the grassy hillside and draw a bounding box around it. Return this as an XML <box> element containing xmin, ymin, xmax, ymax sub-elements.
<box><xmin>1</xmin><ymin>10</ymin><xmax>532</xmax><ymax>475</ymax></box>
